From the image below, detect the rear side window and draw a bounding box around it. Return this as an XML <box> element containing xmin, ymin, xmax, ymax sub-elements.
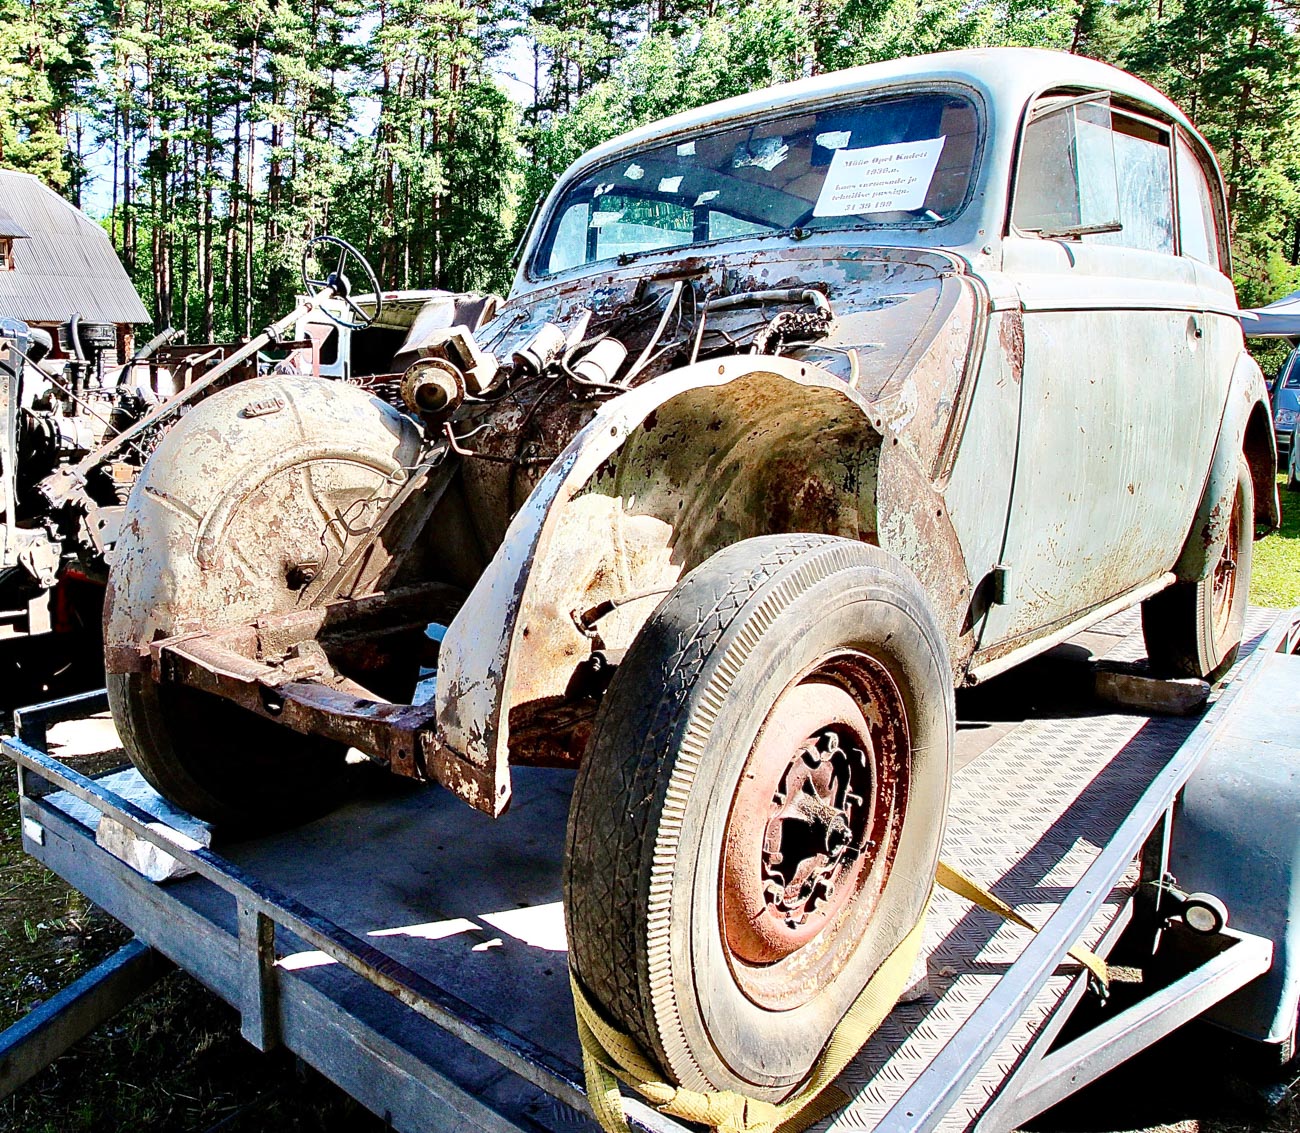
<box><xmin>1175</xmin><ymin>133</ymin><xmax>1222</xmax><ymax>268</ymax></box>
<box><xmin>1088</xmin><ymin>114</ymin><xmax>1174</xmax><ymax>254</ymax></box>
<box><xmin>1013</xmin><ymin>93</ymin><xmax>1176</xmax><ymax>254</ymax></box>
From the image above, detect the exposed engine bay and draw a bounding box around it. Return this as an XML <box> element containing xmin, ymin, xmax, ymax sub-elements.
<box><xmin>99</xmin><ymin>234</ymin><xmax>972</xmax><ymax>822</ymax></box>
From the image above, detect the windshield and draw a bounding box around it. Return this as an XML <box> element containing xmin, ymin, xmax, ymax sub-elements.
<box><xmin>1285</xmin><ymin>351</ymin><xmax>1300</xmax><ymax>390</ymax></box>
<box><xmin>532</xmin><ymin>89</ymin><xmax>981</xmax><ymax>277</ymax></box>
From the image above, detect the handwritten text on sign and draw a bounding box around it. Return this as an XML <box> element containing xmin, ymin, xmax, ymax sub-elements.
<box><xmin>813</xmin><ymin>136</ymin><xmax>946</xmax><ymax>217</ymax></box>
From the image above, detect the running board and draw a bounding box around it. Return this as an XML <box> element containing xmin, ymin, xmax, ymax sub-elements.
<box><xmin>967</xmin><ymin>573</ymin><xmax>1175</xmax><ymax>685</ymax></box>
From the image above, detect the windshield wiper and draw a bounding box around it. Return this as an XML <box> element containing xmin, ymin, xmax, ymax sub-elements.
<box><xmin>1026</xmin><ymin>221</ymin><xmax>1123</xmax><ymax>239</ymax></box>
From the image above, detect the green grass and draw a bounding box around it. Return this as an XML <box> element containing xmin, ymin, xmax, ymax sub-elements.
<box><xmin>1252</xmin><ymin>475</ymin><xmax>1300</xmax><ymax>609</ymax></box>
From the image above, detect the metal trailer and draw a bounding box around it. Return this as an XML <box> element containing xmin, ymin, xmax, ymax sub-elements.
<box><xmin>3</xmin><ymin>604</ymin><xmax>1299</xmax><ymax>1133</ymax></box>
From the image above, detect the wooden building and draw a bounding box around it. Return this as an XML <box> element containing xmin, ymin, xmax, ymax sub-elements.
<box><xmin>0</xmin><ymin>170</ymin><xmax>150</xmax><ymax>361</ymax></box>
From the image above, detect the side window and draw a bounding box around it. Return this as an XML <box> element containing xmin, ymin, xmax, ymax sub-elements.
<box><xmin>1175</xmin><ymin>133</ymin><xmax>1222</xmax><ymax>268</ymax></box>
<box><xmin>548</xmin><ymin>203</ymin><xmax>590</xmax><ymax>273</ymax></box>
<box><xmin>1012</xmin><ymin>94</ymin><xmax>1122</xmax><ymax>239</ymax></box>
<box><xmin>1087</xmin><ymin>113</ymin><xmax>1174</xmax><ymax>254</ymax></box>
<box><xmin>1013</xmin><ymin>94</ymin><xmax>1177</xmax><ymax>255</ymax></box>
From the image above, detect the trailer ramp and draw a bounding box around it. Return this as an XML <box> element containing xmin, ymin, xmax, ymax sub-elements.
<box><xmin>2</xmin><ymin>607</ymin><xmax>1290</xmax><ymax>1133</ymax></box>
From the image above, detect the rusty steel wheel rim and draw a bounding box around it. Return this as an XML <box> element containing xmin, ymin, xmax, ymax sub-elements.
<box><xmin>1211</xmin><ymin>486</ymin><xmax>1242</xmax><ymax>641</ymax></box>
<box><xmin>720</xmin><ymin>653</ymin><xmax>909</xmax><ymax>1010</ymax></box>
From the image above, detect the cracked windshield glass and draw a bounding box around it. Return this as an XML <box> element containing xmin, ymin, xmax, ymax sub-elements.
<box><xmin>534</xmin><ymin>89</ymin><xmax>980</xmax><ymax>276</ymax></box>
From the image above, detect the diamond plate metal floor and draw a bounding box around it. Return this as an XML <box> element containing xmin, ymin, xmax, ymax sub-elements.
<box><xmin>21</xmin><ymin>608</ymin><xmax>1283</xmax><ymax>1133</ymax></box>
<box><xmin>821</xmin><ymin>607</ymin><xmax>1281</xmax><ymax>1133</ymax></box>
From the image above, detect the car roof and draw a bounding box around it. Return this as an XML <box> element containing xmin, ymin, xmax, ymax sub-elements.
<box><xmin>563</xmin><ymin>48</ymin><xmax>1192</xmax><ymax>179</ymax></box>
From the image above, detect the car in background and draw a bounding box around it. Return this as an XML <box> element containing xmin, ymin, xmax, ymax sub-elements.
<box><xmin>1273</xmin><ymin>345</ymin><xmax>1300</xmax><ymax>462</ymax></box>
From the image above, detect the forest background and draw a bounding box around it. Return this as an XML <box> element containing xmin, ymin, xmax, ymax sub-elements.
<box><xmin>2</xmin><ymin>0</ymin><xmax>1299</xmax><ymax>339</ymax></box>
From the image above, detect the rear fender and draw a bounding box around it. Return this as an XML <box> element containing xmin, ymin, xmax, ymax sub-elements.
<box><xmin>1174</xmin><ymin>352</ymin><xmax>1278</xmax><ymax>582</ymax></box>
<box><xmin>435</xmin><ymin>355</ymin><xmax>971</xmax><ymax>776</ymax></box>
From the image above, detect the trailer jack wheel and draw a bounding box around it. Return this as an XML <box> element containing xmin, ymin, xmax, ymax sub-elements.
<box><xmin>1180</xmin><ymin>892</ymin><xmax>1228</xmax><ymax>935</ymax></box>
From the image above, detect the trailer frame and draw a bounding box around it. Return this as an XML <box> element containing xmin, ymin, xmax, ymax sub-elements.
<box><xmin>2</xmin><ymin>607</ymin><xmax>1297</xmax><ymax>1133</ymax></box>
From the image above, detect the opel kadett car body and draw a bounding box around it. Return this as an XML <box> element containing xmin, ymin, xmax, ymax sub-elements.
<box><xmin>102</xmin><ymin>47</ymin><xmax>1278</xmax><ymax>1103</ymax></box>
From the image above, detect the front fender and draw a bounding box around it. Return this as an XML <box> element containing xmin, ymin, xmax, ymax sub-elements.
<box><xmin>435</xmin><ymin>355</ymin><xmax>971</xmax><ymax>785</ymax></box>
<box><xmin>1174</xmin><ymin>352</ymin><xmax>1278</xmax><ymax>582</ymax></box>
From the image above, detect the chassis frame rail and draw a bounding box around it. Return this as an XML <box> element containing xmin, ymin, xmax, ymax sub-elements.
<box><xmin>2</xmin><ymin>610</ymin><xmax>1296</xmax><ymax>1133</ymax></box>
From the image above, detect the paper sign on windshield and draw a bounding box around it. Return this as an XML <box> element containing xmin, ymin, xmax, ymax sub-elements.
<box><xmin>813</xmin><ymin>136</ymin><xmax>946</xmax><ymax>217</ymax></box>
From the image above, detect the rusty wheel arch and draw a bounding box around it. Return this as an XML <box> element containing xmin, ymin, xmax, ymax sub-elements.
<box><xmin>1242</xmin><ymin>399</ymin><xmax>1280</xmax><ymax>533</ymax></box>
<box><xmin>435</xmin><ymin>354</ymin><xmax>972</xmax><ymax>786</ymax></box>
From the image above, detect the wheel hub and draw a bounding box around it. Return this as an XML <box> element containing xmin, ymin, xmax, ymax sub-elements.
<box><xmin>761</xmin><ymin>727</ymin><xmax>869</xmax><ymax>930</ymax></box>
<box><xmin>722</xmin><ymin>678</ymin><xmax>886</xmax><ymax>968</ymax></box>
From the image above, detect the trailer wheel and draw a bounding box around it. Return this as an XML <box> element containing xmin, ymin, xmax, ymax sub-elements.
<box><xmin>1143</xmin><ymin>456</ymin><xmax>1253</xmax><ymax>681</ymax></box>
<box><xmin>564</xmin><ymin>535</ymin><xmax>952</xmax><ymax>1099</ymax></box>
<box><xmin>105</xmin><ymin>376</ymin><xmax>424</xmax><ymax>829</ymax></box>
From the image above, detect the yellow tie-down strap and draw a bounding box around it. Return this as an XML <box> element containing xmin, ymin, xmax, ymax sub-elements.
<box><xmin>572</xmin><ymin>860</ymin><xmax>1110</xmax><ymax>1133</ymax></box>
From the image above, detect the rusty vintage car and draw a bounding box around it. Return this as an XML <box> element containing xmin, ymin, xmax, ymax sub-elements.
<box><xmin>103</xmin><ymin>48</ymin><xmax>1277</xmax><ymax>1101</ymax></box>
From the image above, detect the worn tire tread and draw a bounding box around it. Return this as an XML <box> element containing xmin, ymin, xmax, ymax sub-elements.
<box><xmin>565</xmin><ymin>533</ymin><xmax>854</xmax><ymax>1067</ymax></box>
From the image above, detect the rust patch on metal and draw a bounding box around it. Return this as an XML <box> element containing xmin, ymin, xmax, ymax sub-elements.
<box><xmin>145</xmin><ymin>582</ymin><xmax>506</xmax><ymax>813</ymax></box>
<box><xmin>998</xmin><ymin>309</ymin><xmax>1025</xmax><ymax>385</ymax></box>
<box><xmin>720</xmin><ymin>653</ymin><xmax>908</xmax><ymax>1011</ymax></box>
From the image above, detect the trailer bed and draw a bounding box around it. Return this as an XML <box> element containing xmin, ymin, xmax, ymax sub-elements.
<box><xmin>5</xmin><ymin>606</ymin><xmax>1289</xmax><ymax>1133</ymax></box>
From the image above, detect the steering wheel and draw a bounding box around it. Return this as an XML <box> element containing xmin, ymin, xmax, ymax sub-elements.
<box><xmin>300</xmin><ymin>235</ymin><xmax>383</xmax><ymax>330</ymax></box>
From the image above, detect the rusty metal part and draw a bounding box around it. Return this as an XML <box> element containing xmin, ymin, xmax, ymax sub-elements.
<box><xmin>39</xmin><ymin>297</ymin><xmax>331</xmax><ymax>512</ymax></box>
<box><xmin>307</xmin><ymin>451</ymin><xmax>457</xmax><ymax>605</ymax></box>
<box><xmin>144</xmin><ymin>583</ymin><xmax>505</xmax><ymax>810</ymax></box>
<box><xmin>438</xmin><ymin>351</ymin><xmax>974</xmax><ymax>782</ymax></box>
<box><xmin>1210</xmin><ymin>483</ymin><xmax>1241</xmax><ymax>641</ymax></box>
<box><xmin>565</xmin><ymin>337</ymin><xmax>629</xmax><ymax>390</ymax></box>
<box><xmin>572</xmin><ymin>586</ymin><xmax>674</xmax><ymax>638</ymax></box>
<box><xmin>154</xmin><ymin>631</ymin><xmax>435</xmax><ymax>778</ymax></box>
<box><xmin>511</xmin><ymin>322</ymin><xmax>567</xmax><ymax>376</ymax></box>
<box><xmin>719</xmin><ymin>655</ymin><xmax>910</xmax><ymax>1011</ymax></box>
<box><xmin>723</xmin><ymin>681</ymin><xmax>876</xmax><ymax>964</ymax></box>
<box><xmin>739</xmin><ymin>289</ymin><xmax>838</xmax><ymax>354</ymax></box>
<box><xmin>401</xmin><ymin>358</ymin><xmax>465</xmax><ymax>416</ymax></box>
<box><xmin>403</xmin><ymin>326</ymin><xmax>498</xmax><ymax>396</ymax></box>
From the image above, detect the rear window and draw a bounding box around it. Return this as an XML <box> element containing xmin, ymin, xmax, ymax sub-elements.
<box><xmin>532</xmin><ymin>88</ymin><xmax>982</xmax><ymax>277</ymax></box>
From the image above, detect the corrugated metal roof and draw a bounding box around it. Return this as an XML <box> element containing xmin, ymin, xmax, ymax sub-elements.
<box><xmin>0</xmin><ymin>170</ymin><xmax>150</xmax><ymax>325</ymax></box>
<box><xmin>0</xmin><ymin>202</ymin><xmax>30</xmax><ymax>239</ymax></box>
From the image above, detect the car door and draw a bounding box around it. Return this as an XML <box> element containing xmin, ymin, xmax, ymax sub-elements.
<box><xmin>1172</xmin><ymin>126</ymin><xmax>1237</xmax><ymax>474</ymax></box>
<box><xmin>978</xmin><ymin>91</ymin><xmax>1205</xmax><ymax>652</ymax></box>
